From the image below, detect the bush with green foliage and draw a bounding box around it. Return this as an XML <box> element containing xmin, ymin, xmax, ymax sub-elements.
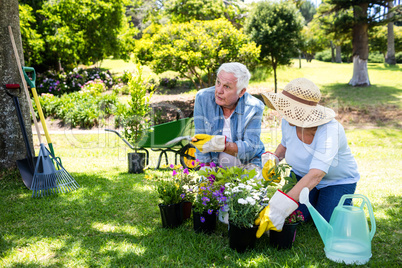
<box><xmin>368</xmin><ymin>52</ymin><xmax>384</xmax><ymax>63</ymax></box>
<box><xmin>135</xmin><ymin>19</ymin><xmax>260</xmax><ymax>89</ymax></box>
<box><xmin>35</xmin><ymin>90</ymin><xmax>118</xmax><ymax>128</ymax></box>
<box><xmin>36</xmin><ymin>67</ymin><xmax>114</xmax><ymax>96</ymax></box>
<box><xmin>118</xmin><ymin>65</ymin><xmax>155</xmax><ymax>150</ymax></box>
<box><xmin>315</xmin><ymin>50</ymin><xmax>332</xmax><ymax>62</ymax></box>
<box><xmin>396</xmin><ymin>52</ymin><xmax>402</xmax><ymax>63</ymax></box>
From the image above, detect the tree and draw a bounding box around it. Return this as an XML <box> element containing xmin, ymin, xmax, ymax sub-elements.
<box><xmin>0</xmin><ymin>0</ymin><xmax>34</xmax><ymax>169</ymax></box>
<box><xmin>19</xmin><ymin>4</ymin><xmax>45</xmax><ymax>66</ymax></box>
<box><xmin>135</xmin><ymin>19</ymin><xmax>260</xmax><ymax>89</ymax></box>
<box><xmin>164</xmin><ymin>0</ymin><xmax>248</xmax><ymax>29</ymax></box>
<box><xmin>370</xmin><ymin>25</ymin><xmax>402</xmax><ymax>57</ymax></box>
<box><xmin>386</xmin><ymin>1</ymin><xmax>396</xmax><ymax>65</ymax></box>
<box><xmin>300</xmin><ymin>21</ymin><xmax>328</xmax><ymax>62</ymax></box>
<box><xmin>318</xmin><ymin>0</ymin><xmax>402</xmax><ymax>86</ymax></box>
<box><xmin>300</xmin><ymin>0</ymin><xmax>317</xmax><ymax>24</ymax></box>
<box><xmin>245</xmin><ymin>1</ymin><xmax>304</xmax><ymax>92</ymax></box>
<box><xmin>17</xmin><ymin>0</ymin><xmax>136</xmax><ymax>72</ymax></box>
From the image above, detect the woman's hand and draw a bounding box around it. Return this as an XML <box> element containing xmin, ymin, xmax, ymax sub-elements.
<box><xmin>287</xmin><ymin>169</ymin><xmax>326</xmax><ymax>201</ymax></box>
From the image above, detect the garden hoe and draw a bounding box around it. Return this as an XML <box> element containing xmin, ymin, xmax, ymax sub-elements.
<box><xmin>9</xmin><ymin>25</ymin><xmax>80</xmax><ymax>197</ymax></box>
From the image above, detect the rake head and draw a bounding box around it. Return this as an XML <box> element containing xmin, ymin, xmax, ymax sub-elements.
<box><xmin>31</xmin><ymin>144</ymin><xmax>80</xmax><ymax>197</ymax></box>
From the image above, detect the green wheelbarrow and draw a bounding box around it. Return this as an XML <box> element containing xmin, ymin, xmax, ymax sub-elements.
<box><xmin>106</xmin><ymin>117</ymin><xmax>198</xmax><ymax>170</ymax></box>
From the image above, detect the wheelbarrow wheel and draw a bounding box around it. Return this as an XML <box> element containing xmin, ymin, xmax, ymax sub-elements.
<box><xmin>179</xmin><ymin>144</ymin><xmax>198</xmax><ymax>170</ymax></box>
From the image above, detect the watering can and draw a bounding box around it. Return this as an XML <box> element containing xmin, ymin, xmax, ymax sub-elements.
<box><xmin>299</xmin><ymin>188</ymin><xmax>376</xmax><ymax>265</ymax></box>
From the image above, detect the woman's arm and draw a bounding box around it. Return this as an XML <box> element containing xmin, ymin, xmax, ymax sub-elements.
<box><xmin>286</xmin><ymin>168</ymin><xmax>326</xmax><ymax>201</ymax></box>
<box><xmin>274</xmin><ymin>144</ymin><xmax>286</xmax><ymax>162</ymax></box>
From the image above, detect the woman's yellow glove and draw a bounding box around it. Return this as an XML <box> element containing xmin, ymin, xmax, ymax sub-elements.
<box><xmin>254</xmin><ymin>190</ymin><xmax>299</xmax><ymax>238</ymax></box>
<box><xmin>261</xmin><ymin>151</ymin><xmax>280</xmax><ymax>181</ymax></box>
<box><xmin>192</xmin><ymin>134</ymin><xmax>226</xmax><ymax>153</ymax></box>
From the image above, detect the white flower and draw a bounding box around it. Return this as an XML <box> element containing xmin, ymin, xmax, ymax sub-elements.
<box><xmin>246</xmin><ymin>197</ymin><xmax>256</xmax><ymax>205</ymax></box>
<box><xmin>238</xmin><ymin>198</ymin><xmax>247</xmax><ymax>205</ymax></box>
<box><xmin>245</xmin><ymin>185</ymin><xmax>253</xmax><ymax>191</ymax></box>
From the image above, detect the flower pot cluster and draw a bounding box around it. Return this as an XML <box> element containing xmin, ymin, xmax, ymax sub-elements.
<box><xmin>152</xmin><ymin>161</ymin><xmax>304</xmax><ymax>252</ymax></box>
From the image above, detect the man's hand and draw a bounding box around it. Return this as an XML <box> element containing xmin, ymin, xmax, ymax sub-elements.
<box><xmin>261</xmin><ymin>151</ymin><xmax>279</xmax><ymax>181</ymax></box>
<box><xmin>255</xmin><ymin>190</ymin><xmax>298</xmax><ymax>238</ymax></box>
<box><xmin>192</xmin><ymin>134</ymin><xmax>226</xmax><ymax>153</ymax></box>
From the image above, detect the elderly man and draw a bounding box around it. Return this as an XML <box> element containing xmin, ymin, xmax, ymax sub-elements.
<box><xmin>192</xmin><ymin>62</ymin><xmax>265</xmax><ymax>168</ymax></box>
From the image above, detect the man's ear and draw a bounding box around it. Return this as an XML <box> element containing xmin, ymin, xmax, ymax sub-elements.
<box><xmin>238</xmin><ymin>88</ymin><xmax>246</xmax><ymax>98</ymax></box>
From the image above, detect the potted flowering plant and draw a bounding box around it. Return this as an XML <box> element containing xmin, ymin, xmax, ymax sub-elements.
<box><xmin>224</xmin><ymin>182</ymin><xmax>266</xmax><ymax>252</ymax></box>
<box><xmin>192</xmin><ymin>178</ymin><xmax>224</xmax><ymax>234</ymax></box>
<box><xmin>156</xmin><ymin>164</ymin><xmax>198</xmax><ymax>228</ymax></box>
<box><xmin>264</xmin><ymin>163</ymin><xmax>304</xmax><ymax>249</ymax></box>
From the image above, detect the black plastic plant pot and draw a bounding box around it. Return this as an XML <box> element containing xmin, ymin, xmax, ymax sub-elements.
<box><xmin>128</xmin><ymin>152</ymin><xmax>146</xmax><ymax>173</ymax></box>
<box><xmin>158</xmin><ymin>203</ymin><xmax>183</xmax><ymax>228</ymax></box>
<box><xmin>193</xmin><ymin>210</ymin><xmax>217</xmax><ymax>234</ymax></box>
<box><xmin>269</xmin><ymin>223</ymin><xmax>299</xmax><ymax>250</ymax></box>
<box><xmin>228</xmin><ymin>222</ymin><xmax>258</xmax><ymax>253</ymax></box>
<box><xmin>182</xmin><ymin>201</ymin><xmax>192</xmax><ymax>221</ymax></box>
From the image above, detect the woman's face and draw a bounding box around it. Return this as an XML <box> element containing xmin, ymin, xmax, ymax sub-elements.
<box><xmin>215</xmin><ymin>71</ymin><xmax>245</xmax><ymax>110</ymax></box>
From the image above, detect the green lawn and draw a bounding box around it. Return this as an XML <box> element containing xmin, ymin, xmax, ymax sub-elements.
<box><xmin>0</xmin><ymin>127</ymin><xmax>401</xmax><ymax>267</ymax></box>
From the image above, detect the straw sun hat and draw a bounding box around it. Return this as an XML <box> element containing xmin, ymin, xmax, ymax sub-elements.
<box><xmin>261</xmin><ymin>78</ymin><xmax>335</xmax><ymax>128</ymax></box>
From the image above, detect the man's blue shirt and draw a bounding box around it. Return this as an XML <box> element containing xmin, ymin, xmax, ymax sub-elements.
<box><xmin>194</xmin><ymin>86</ymin><xmax>265</xmax><ymax>167</ymax></box>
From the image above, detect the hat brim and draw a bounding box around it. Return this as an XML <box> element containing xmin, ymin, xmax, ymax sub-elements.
<box><xmin>261</xmin><ymin>92</ymin><xmax>335</xmax><ymax>128</ymax></box>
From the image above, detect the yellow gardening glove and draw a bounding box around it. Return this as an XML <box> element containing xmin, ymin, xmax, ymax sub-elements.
<box><xmin>192</xmin><ymin>134</ymin><xmax>226</xmax><ymax>153</ymax></box>
<box><xmin>254</xmin><ymin>190</ymin><xmax>299</xmax><ymax>238</ymax></box>
<box><xmin>261</xmin><ymin>151</ymin><xmax>280</xmax><ymax>182</ymax></box>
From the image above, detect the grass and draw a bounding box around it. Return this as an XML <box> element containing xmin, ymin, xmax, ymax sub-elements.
<box><xmin>1</xmin><ymin>127</ymin><xmax>401</xmax><ymax>267</ymax></box>
<box><xmin>250</xmin><ymin>60</ymin><xmax>402</xmax><ymax>110</ymax></box>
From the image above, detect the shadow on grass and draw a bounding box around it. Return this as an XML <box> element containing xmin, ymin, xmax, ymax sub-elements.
<box><xmin>1</xmin><ymin>171</ymin><xmax>401</xmax><ymax>266</ymax></box>
<box><xmin>367</xmin><ymin>64</ymin><xmax>400</xmax><ymax>72</ymax></box>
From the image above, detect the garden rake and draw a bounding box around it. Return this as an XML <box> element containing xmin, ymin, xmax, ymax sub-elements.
<box><xmin>9</xmin><ymin>25</ymin><xmax>80</xmax><ymax>197</ymax></box>
<box><xmin>31</xmin><ymin>144</ymin><xmax>80</xmax><ymax>197</ymax></box>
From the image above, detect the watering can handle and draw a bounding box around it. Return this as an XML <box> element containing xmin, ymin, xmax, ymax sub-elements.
<box><xmin>22</xmin><ymin>66</ymin><xmax>36</xmax><ymax>88</ymax></box>
<box><xmin>338</xmin><ymin>194</ymin><xmax>376</xmax><ymax>240</ymax></box>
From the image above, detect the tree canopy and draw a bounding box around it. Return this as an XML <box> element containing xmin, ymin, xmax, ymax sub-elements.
<box><xmin>245</xmin><ymin>1</ymin><xmax>304</xmax><ymax>92</ymax></box>
<box><xmin>135</xmin><ymin>18</ymin><xmax>260</xmax><ymax>89</ymax></box>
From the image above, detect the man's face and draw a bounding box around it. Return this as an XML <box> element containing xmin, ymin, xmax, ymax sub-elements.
<box><xmin>215</xmin><ymin>71</ymin><xmax>245</xmax><ymax>110</ymax></box>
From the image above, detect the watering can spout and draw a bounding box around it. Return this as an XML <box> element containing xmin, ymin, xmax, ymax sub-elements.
<box><xmin>299</xmin><ymin>188</ymin><xmax>333</xmax><ymax>248</ymax></box>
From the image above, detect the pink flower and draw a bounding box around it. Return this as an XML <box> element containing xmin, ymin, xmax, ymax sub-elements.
<box><xmin>172</xmin><ymin>170</ymin><xmax>177</xmax><ymax>176</ymax></box>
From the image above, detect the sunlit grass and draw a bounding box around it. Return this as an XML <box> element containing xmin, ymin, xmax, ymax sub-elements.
<box><xmin>1</xmin><ymin>128</ymin><xmax>400</xmax><ymax>267</ymax></box>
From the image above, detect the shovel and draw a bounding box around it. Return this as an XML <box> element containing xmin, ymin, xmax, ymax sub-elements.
<box><xmin>3</xmin><ymin>84</ymin><xmax>37</xmax><ymax>189</ymax></box>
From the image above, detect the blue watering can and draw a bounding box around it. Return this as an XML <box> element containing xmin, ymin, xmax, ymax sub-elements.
<box><xmin>299</xmin><ymin>188</ymin><xmax>376</xmax><ymax>265</ymax></box>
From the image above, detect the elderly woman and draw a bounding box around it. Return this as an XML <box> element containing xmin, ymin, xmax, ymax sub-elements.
<box><xmin>256</xmin><ymin>78</ymin><xmax>360</xmax><ymax>237</ymax></box>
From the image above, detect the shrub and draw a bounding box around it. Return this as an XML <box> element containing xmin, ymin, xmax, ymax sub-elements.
<box><xmin>368</xmin><ymin>52</ymin><xmax>384</xmax><ymax>63</ymax></box>
<box><xmin>35</xmin><ymin>91</ymin><xmax>118</xmax><ymax>128</ymax></box>
<box><xmin>36</xmin><ymin>67</ymin><xmax>114</xmax><ymax>96</ymax></box>
<box><xmin>395</xmin><ymin>52</ymin><xmax>402</xmax><ymax>63</ymax></box>
<box><xmin>315</xmin><ymin>49</ymin><xmax>332</xmax><ymax>62</ymax></box>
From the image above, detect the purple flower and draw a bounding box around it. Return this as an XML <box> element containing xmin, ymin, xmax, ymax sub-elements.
<box><xmin>200</xmin><ymin>216</ymin><xmax>205</xmax><ymax>223</ymax></box>
<box><xmin>200</xmin><ymin>163</ymin><xmax>205</xmax><ymax>167</ymax></box>
<box><xmin>169</xmin><ymin>164</ymin><xmax>175</xmax><ymax>169</ymax></box>
<box><xmin>183</xmin><ymin>168</ymin><xmax>189</xmax><ymax>175</ymax></box>
<box><xmin>220</xmin><ymin>196</ymin><xmax>227</xmax><ymax>202</ymax></box>
<box><xmin>172</xmin><ymin>170</ymin><xmax>177</xmax><ymax>176</ymax></box>
<box><xmin>180</xmin><ymin>193</ymin><xmax>185</xmax><ymax>199</ymax></box>
<box><xmin>200</xmin><ymin>186</ymin><xmax>206</xmax><ymax>190</ymax></box>
<box><xmin>191</xmin><ymin>161</ymin><xmax>195</xmax><ymax>166</ymax></box>
<box><xmin>208</xmin><ymin>209</ymin><xmax>213</xmax><ymax>215</ymax></box>
<box><xmin>210</xmin><ymin>162</ymin><xmax>216</xmax><ymax>168</ymax></box>
<box><xmin>202</xmin><ymin>197</ymin><xmax>210</xmax><ymax>202</ymax></box>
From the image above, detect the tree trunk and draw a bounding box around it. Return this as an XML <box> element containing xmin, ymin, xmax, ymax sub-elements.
<box><xmin>272</xmin><ymin>57</ymin><xmax>278</xmax><ymax>93</ymax></box>
<box><xmin>349</xmin><ymin>3</ymin><xmax>370</xmax><ymax>86</ymax></box>
<box><xmin>385</xmin><ymin>1</ymin><xmax>396</xmax><ymax>65</ymax></box>
<box><xmin>330</xmin><ymin>41</ymin><xmax>335</xmax><ymax>63</ymax></box>
<box><xmin>335</xmin><ymin>45</ymin><xmax>342</xmax><ymax>63</ymax></box>
<box><xmin>0</xmin><ymin>0</ymin><xmax>34</xmax><ymax>170</ymax></box>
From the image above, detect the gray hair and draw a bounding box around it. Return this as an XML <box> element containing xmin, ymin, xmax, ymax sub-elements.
<box><xmin>217</xmin><ymin>62</ymin><xmax>251</xmax><ymax>94</ymax></box>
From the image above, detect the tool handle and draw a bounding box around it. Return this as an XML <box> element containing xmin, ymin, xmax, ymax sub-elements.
<box><xmin>22</xmin><ymin>66</ymin><xmax>36</xmax><ymax>88</ymax></box>
<box><xmin>31</xmin><ymin>87</ymin><xmax>52</xmax><ymax>145</ymax></box>
<box><xmin>8</xmin><ymin>26</ymin><xmax>42</xmax><ymax>145</ymax></box>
